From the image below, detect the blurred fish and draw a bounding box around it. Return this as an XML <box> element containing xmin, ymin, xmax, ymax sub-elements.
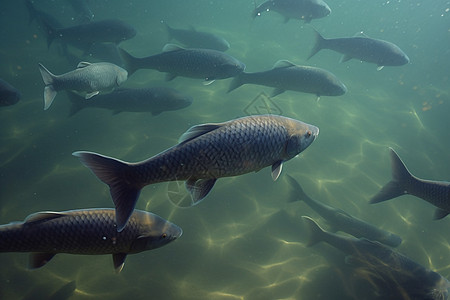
<box><xmin>286</xmin><ymin>175</ymin><xmax>402</xmax><ymax>247</ymax></box>
<box><xmin>73</xmin><ymin>114</ymin><xmax>319</xmax><ymax>231</ymax></box>
<box><xmin>25</xmin><ymin>0</ymin><xmax>62</xmax><ymax>29</ymax></box>
<box><xmin>308</xmin><ymin>29</ymin><xmax>410</xmax><ymax>70</ymax></box>
<box><xmin>0</xmin><ymin>209</ymin><xmax>182</xmax><ymax>273</ymax></box>
<box><xmin>253</xmin><ymin>0</ymin><xmax>331</xmax><ymax>23</ymax></box>
<box><xmin>164</xmin><ymin>23</ymin><xmax>230</xmax><ymax>51</ymax></box>
<box><xmin>303</xmin><ymin>216</ymin><xmax>450</xmax><ymax>300</ymax></box>
<box><xmin>228</xmin><ymin>60</ymin><xmax>346</xmax><ymax>99</ymax></box>
<box><xmin>43</xmin><ymin>19</ymin><xmax>136</xmax><ymax>52</ymax></box>
<box><xmin>119</xmin><ymin>44</ymin><xmax>245</xmax><ymax>82</ymax></box>
<box><xmin>67</xmin><ymin>86</ymin><xmax>192</xmax><ymax>116</ymax></box>
<box><xmin>38</xmin><ymin>61</ymin><xmax>128</xmax><ymax>110</ymax></box>
<box><xmin>370</xmin><ymin>147</ymin><xmax>450</xmax><ymax>220</ymax></box>
<box><xmin>0</xmin><ymin>78</ymin><xmax>21</xmax><ymax>106</ymax></box>
<box><xmin>67</xmin><ymin>0</ymin><xmax>94</xmax><ymax>23</ymax></box>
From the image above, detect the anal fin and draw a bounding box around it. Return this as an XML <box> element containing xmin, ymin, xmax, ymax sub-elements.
<box><xmin>112</xmin><ymin>253</ymin><xmax>127</xmax><ymax>273</ymax></box>
<box><xmin>29</xmin><ymin>252</ymin><xmax>56</xmax><ymax>269</ymax></box>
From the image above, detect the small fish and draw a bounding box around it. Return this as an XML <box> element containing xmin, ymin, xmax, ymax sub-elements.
<box><xmin>73</xmin><ymin>114</ymin><xmax>319</xmax><ymax>231</ymax></box>
<box><xmin>0</xmin><ymin>78</ymin><xmax>21</xmax><ymax>106</ymax></box>
<box><xmin>119</xmin><ymin>44</ymin><xmax>245</xmax><ymax>82</ymax></box>
<box><xmin>228</xmin><ymin>60</ymin><xmax>346</xmax><ymax>99</ymax></box>
<box><xmin>308</xmin><ymin>29</ymin><xmax>410</xmax><ymax>70</ymax></box>
<box><xmin>67</xmin><ymin>86</ymin><xmax>193</xmax><ymax>116</ymax></box>
<box><xmin>253</xmin><ymin>0</ymin><xmax>331</xmax><ymax>23</ymax></box>
<box><xmin>286</xmin><ymin>175</ymin><xmax>401</xmax><ymax>247</ymax></box>
<box><xmin>370</xmin><ymin>147</ymin><xmax>450</xmax><ymax>220</ymax></box>
<box><xmin>164</xmin><ymin>23</ymin><xmax>230</xmax><ymax>51</ymax></box>
<box><xmin>38</xmin><ymin>61</ymin><xmax>128</xmax><ymax>110</ymax></box>
<box><xmin>0</xmin><ymin>209</ymin><xmax>182</xmax><ymax>273</ymax></box>
<box><xmin>302</xmin><ymin>216</ymin><xmax>450</xmax><ymax>300</ymax></box>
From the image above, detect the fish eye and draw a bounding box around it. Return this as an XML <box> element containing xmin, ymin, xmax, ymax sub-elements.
<box><xmin>161</xmin><ymin>233</ymin><xmax>167</xmax><ymax>239</ymax></box>
<box><xmin>306</xmin><ymin>130</ymin><xmax>312</xmax><ymax>138</ymax></box>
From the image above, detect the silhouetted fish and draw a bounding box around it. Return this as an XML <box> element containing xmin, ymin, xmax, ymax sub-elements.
<box><xmin>74</xmin><ymin>115</ymin><xmax>319</xmax><ymax>231</ymax></box>
<box><xmin>308</xmin><ymin>29</ymin><xmax>410</xmax><ymax>70</ymax></box>
<box><xmin>0</xmin><ymin>209</ymin><xmax>182</xmax><ymax>273</ymax></box>
<box><xmin>228</xmin><ymin>60</ymin><xmax>346</xmax><ymax>99</ymax></box>
<box><xmin>253</xmin><ymin>0</ymin><xmax>331</xmax><ymax>23</ymax></box>
<box><xmin>165</xmin><ymin>23</ymin><xmax>230</xmax><ymax>51</ymax></box>
<box><xmin>370</xmin><ymin>147</ymin><xmax>450</xmax><ymax>220</ymax></box>
<box><xmin>0</xmin><ymin>78</ymin><xmax>21</xmax><ymax>106</ymax></box>
<box><xmin>287</xmin><ymin>175</ymin><xmax>401</xmax><ymax>247</ymax></box>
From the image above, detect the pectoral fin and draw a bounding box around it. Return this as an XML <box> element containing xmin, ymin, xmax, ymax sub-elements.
<box><xmin>271</xmin><ymin>161</ymin><xmax>283</xmax><ymax>181</ymax></box>
<box><xmin>376</xmin><ymin>66</ymin><xmax>384</xmax><ymax>71</ymax></box>
<box><xmin>339</xmin><ymin>54</ymin><xmax>352</xmax><ymax>63</ymax></box>
<box><xmin>112</xmin><ymin>253</ymin><xmax>127</xmax><ymax>273</ymax></box>
<box><xmin>185</xmin><ymin>178</ymin><xmax>217</xmax><ymax>205</ymax></box>
<box><xmin>434</xmin><ymin>208</ymin><xmax>449</xmax><ymax>220</ymax></box>
<box><xmin>165</xmin><ymin>73</ymin><xmax>177</xmax><ymax>81</ymax></box>
<box><xmin>29</xmin><ymin>252</ymin><xmax>56</xmax><ymax>269</ymax></box>
<box><xmin>271</xmin><ymin>88</ymin><xmax>285</xmax><ymax>97</ymax></box>
<box><xmin>85</xmin><ymin>91</ymin><xmax>99</xmax><ymax>99</ymax></box>
<box><xmin>77</xmin><ymin>62</ymin><xmax>92</xmax><ymax>68</ymax></box>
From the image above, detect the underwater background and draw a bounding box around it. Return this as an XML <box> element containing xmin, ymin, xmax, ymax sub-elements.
<box><xmin>0</xmin><ymin>0</ymin><xmax>449</xmax><ymax>299</ymax></box>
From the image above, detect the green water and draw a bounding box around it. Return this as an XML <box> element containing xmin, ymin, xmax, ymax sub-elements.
<box><xmin>0</xmin><ymin>0</ymin><xmax>449</xmax><ymax>299</ymax></box>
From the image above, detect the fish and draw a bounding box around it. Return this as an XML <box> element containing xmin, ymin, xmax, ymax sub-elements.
<box><xmin>67</xmin><ymin>86</ymin><xmax>193</xmax><ymax>116</ymax></box>
<box><xmin>302</xmin><ymin>216</ymin><xmax>450</xmax><ymax>300</ymax></box>
<box><xmin>308</xmin><ymin>29</ymin><xmax>410</xmax><ymax>70</ymax></box>
<box><xmin>286</xmin><ymin>175</ymin><xmax>402</xmax><ymax>247</ymax></box>
<box><xmin>0</xmin><ymin>78</ymin><xmax>21</xmax><ymax>106</ymax></box>
<box><xmin>118</xmin><ymin>44</ymin><xmax>245</xmax><ymax>82</ymax></box>
<box><xmin>164</xmin><ymin>23</ymin><xmax>230</xmax><ymax>51</ymax></box>
<box><xmin>73</xmin><ymin>114</ymin><xmax>319</xmax><ymax>231</ymax></box>
<box><xmin>67</xmin><ymin>0</ymin><xmax>94</xmax><ymax>24</ymax></box>
<box><xmin>43</xmin><ymin>19</ymin><xmax>136</xmax><ymax>52</ymax></box>
<box><xmin>38</xmin><ymin>61</ymin><xmax>128</xmax><ymax>110</ymax></box>
<box><xmin>370</xmin><ymin>147</ymin><xmax>450</xmax><ymax>220</ymax></box>
<box><xmin>228</xmin><ymin>60</ymin><xmax>346</xmax><ymax>99</ymax></box>
<box><xmin>253</xmin><ymin>0</ymin><xmax>331</xmax><ymax>23</ymax></box>
<box><xmin>0</xmin><ymin>209</ymin><xmax>182</xmax><ymax>273</ymax></box>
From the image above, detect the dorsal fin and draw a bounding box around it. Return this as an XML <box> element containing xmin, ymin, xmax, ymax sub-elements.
<box><xmin>77</xmin><ymin>62</ymin><xmax>92</xmax><ymax>68</ymax></box>
<box><xmin>273</xmin><ymin>60</ymin><xmax>296</xmax><ymax>69</ymax></box>
<box><xmin>24</xmin><ymin>212</ymin><xmax>66</xmax><ymax>224</ymax></box>
<box><xmin>178</xmin><ymin>123</ymin><xmax>223</xmax><ymax>144</ymax></box>
<box><xmin>162</xmin><ymin>44</ymin><xmax>185</xmax><ymax>52</ymax></box>
<box><xmin>353</xmin><ymin>31</ymin><xmax>369</xmax><ymax>38</ymax></box>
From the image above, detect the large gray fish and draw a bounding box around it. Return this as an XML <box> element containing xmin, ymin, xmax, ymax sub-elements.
<box><xmin>228</xmin><ymin>60</ymin><xmax>346</xmax><ymax>99</ymax></box>
<box><xmin>165</xmin><ymin>23</ymin><xmax>230</xmax><ymax>51</ymax></box>
<box><xmin>286</xmin><ymin>175</ymin><xmax>401</xmax><ymax>247</ymax></box>
<box><xmin>308</xmin><ymin>29</ymin><xmax>410</xmax><ymax>70</ymax></box>
<box><xmin>303</xmin><ymin>216</ymin><xmax>450</xmax><ymax>300</ymax></box>
<box><xmin>38</xmin><ymin>62</ymin><xmax>128</xmax><ymax>110</ymax></box>
<box><xmin>0</xmin><ymin>209</ymin><xmax>182</xmax><ymax>273</ymax></box>
<box><xmin>73</xmin><ymin>115</ymin><xmax>319</xmax><ymax>231</ymax></box>
<box><xmin>119</xmin><ymin>44</ymin><xmax>245</xmax><ymax>82</ymax></box>
<box><xmin>370</xmin><ymin>147</ymin><xmax>450</xmax><ymax>220</ymax></box>
<box><xmin>67</xmin><ymin>86</ymin><xmax>193</xmax><ymax>116</ymax></box>
<box><xmin>0</xmin><ymin>78</ymin><xmax>21</xmax><ymax>106</ymax></box>
<box><xmin>253</xmin><ymin>0</ymin><xmax>331</xmax><ymax>23</ymax></box>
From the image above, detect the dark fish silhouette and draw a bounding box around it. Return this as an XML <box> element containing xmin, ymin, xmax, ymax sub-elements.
<box><xmin>308</xmin><ymin>29</ymin><xmax>410</xmax><ymax>70</ymax></box>
<box><xmin>370</xmin><ymin>147</ymin><xmax>450</xmax><ymax>220</ymax></box>
<box><xmin>286</xmin><ymin>175</ymin><xmax>401</xmax><ymax>247</ymax></box>
<box><xmin>74</xmin><ymin>114</ymin><xmax>319</xmax><ymax>231</ymax></box>
<box><xmin>0</xmin><ymin>78</ymin><xmax>21</xmax><ymax>106</ymax></box>
<box><xmin>303</xmin><ymin>216</ymin><xmax>450</xmax><ymax>300</ymax></box>
<box><xmin>67</xmin><ymin>87</ymin><xmax>192</xmax><ymax>116</ymax></box>
<box><xmin>0</xmin><ymin>209</ymin><xmax>182</xmax><ymax>273</ymax></box>
<box><xmin>119</xmin><ymin>44</ymin><xmax>245</xmax><ymax>82</ymax></box>
<box><xmin>165</xmin><ymin>23</ymin><xmax>230</xmax><ymax>51</ymax></box>
<box><xmin>253</xmin><ymin>0</ymin><xmax>331</xmax><ymax>23</ymax></box>
<box><xmin>228</xmin><ymin>60</ymin><xmax>346</xmax><ymax>99</ymax></box>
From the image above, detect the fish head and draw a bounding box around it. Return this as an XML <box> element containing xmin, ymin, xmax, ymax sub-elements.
<box><xmin>219</xmin><ymin>56</ymin><xmax>246</xmax><ymax>78</ymax></box>
<box><xmin>282</xmin><ymin>118</ymin><xmax>319</xmax><ymax>159</ymax></box>
<box><xmin>427</xmin><ymin>273</ymin><xmax>449</xmax><ymax>300</ymax></box>
<box><xmin>382</xmin><ymin>43</ymin><xmax>410</xmax><ymax>66</ymax></box>
<box><xmin>1</xmin><ymin>89</ymin><xmax>21</xmax><ymax>106</ymax></box>
<box><xmin>325</xmin><ymin>73</ymin><xmax>347</xmax><ymax>96</ymax></box>
<box><xmin>115</xmin><ymin>67</ymin><xmax>128</xmax><ymax>86</ymax></box>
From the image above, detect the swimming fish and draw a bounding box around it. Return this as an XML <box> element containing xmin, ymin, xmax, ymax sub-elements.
<box><xmin>164</xmin><ymin>23</ymin><xmax>230</xmax><ymax>51</ymax></box>
<box><xmin>253</xmin><ymin>0</ymin><xmax>331</xmax><ymax>23</ymax></box>
<box><xmin>370</xmin><ymin>147</ymin><xmax>450</xmax><ymax>220</ymax></box>
<box><xmin>287</xmin><ymin>175</ymin><xmax>401</xmax><ymax>247</ymax></box>
<box><xmin>0</xmin><ymin>78</ymin><xmax>21</xmax><ymax>106</ymax></box>
<box><xmin>0</xmin><ymin>209</ymin><xmax>182</xmax><ymax>273</ymax></box>
<box><xmin>74</xmin><ymin>114</ymin><xmax>319</xmax><ymax>231</ymax></box>
<box><xmin>38</xmin><ymin>61</ymin><xmax>128</xmax><ymax>110</ymax></box>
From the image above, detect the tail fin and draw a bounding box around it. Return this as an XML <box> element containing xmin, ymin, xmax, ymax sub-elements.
<box><xmin>66</xmin><ymin>91</ymin><xmax>87</xmax><ymax>117</ymax></box>
<box><xmin>302</xmin><ymin>216</ymin><xmax>326</xmax><ymax>247</ymax></box>
<box><xmin>286</xmin><ymin>174</ymin><xmax>309</xmax><ymax>203</ymax></box>
<box><xmin>118</xmin><ymin>48</ymin><xmax>139</xmax><ymax>75</ymax></box>
<box><xmin>307</xmin><ymin>28</ymin><xmax>326</xmax><ymax>60</ymax></box>
<box><xmin>72</xmin><ymin>151</ymin><xmax>141</xmax><ymax>232</ymax></box>
<box><xmin>369</xmin><ymin>148</ymin><xmax>412</xmax><ymax>204</ymax></box>
<box><xmin>38</xmin><ymin>63</ymin><xmax>57</xmax><ymax>110</ymax></box>
<box><xmin>227</xmin><ymin>74</ymin><xmax>245</xmax><ymax>93</ymax></box>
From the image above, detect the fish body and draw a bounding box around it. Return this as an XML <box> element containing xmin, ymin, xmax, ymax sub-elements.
<box><xmin>38</xmin><ymin>61</ymin><xmax>128</xmax><ymax>110</ymax></box>
<box><xmin>308</xmin><ymin>29</ymin><xmax>410</xmax><ymax>69</ymax></box>
<box><xmin>253</xmin><ymin>0</ymin><xmax>331</xmax><ymax>23</ymax></box>
<box><xmin>67</xmin><ymin>86</ymin><xmax>193</xmax><ymax>116</ymax></box>
<box><xmin>286</xmin><ymin>175</ymin><xmax>401</xmax><ymax>247</ymax></box>
<box><xmin>303</xmin><ymin>216</ymin><xmax>450</xmax><ymax>300</ymax></box>
<box><xmin>0</xmin><ymin>209</ymin><xmax>182</xmax><ymax>272</ymax></box>
<box><xmin>74</xmin><ymin>114</ymin><xmax>319</xmax><ymax>231</ymax></box>
<box><xmin>119</xmin><ymin>44</ymin><xmax>245</xmax><ymax>81</ymax></box>
<box><xmin>228</xmin><ymin>60</ymin><xmax>346</xmax><ymax>98</ymax></box>
<box><xmin>165</xmin><ymin>23</ymin><xmax>230</xmax><ymax>51</ymax></box>
<box><xmin>370</xmin><ymin>148</ymin><xmax>450</xmax><ymax>219</ymax></box>
<box><xmin>0</xmin><ymin>78</ymin><xmax>21</xmax><ymax>106</ymax></box>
